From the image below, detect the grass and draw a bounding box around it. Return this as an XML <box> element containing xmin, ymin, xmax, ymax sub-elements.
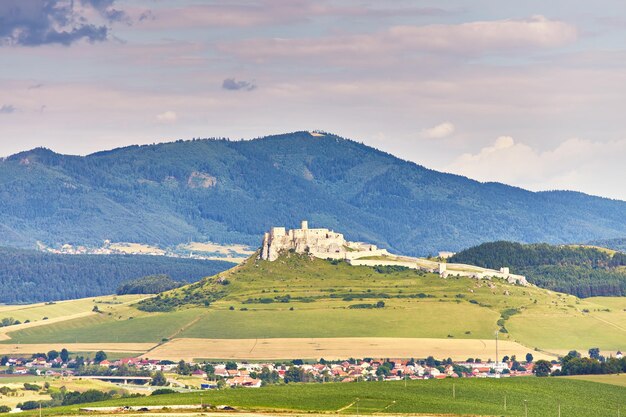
<box><xmin>5</xmin><ymin>308</ymin><xmax>203</xmax><ymax>344</ymax></box>
<box><xmin>27</xmin><ymin>378</ymin><xmax>626</xmax><ymax>417</ymax></box>
<box><xmin>0</xmin><ymin>295</ymin><xmax>145</xmax><ymax>323</ymax></box>
<box><xmin>564</xmin><ymin>374</ymin><xmax>626</xmax><ymax>388</ymax></box>
<box><xmin>507</xmin><ymin>296</ymin><xmax>626</xmax><ymax>351</ymax></box>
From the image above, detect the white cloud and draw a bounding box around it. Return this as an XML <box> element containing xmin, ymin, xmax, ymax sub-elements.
<box><xmin>423</xmin><ymin>122</ymin><xmax>455</xmax><ymax>139</ymax></box>
<box><xmin>156</xmin><ymin>111</ymin><xmax>177</xmax><ymax>122</ymax></box>
<box><xmin>446</xmin><ymin>136</ymin><xmax>626</xmax><ymax>200</ymax></box>
<box><xmin>220</xmin><ymin>15</ymin><xmax>577</xmax><ymax>63</ymax></box>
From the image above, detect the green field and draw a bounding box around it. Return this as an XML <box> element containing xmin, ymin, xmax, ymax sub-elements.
<box><xmin>565</xmin><ymin>374</ymin><xmax>626</xmax><ymax>388</ymax></box>
<box><xmin>4</xmin><ymin>255</ymin><xmax>626</xmax><ymax>354</ymax></box>
<box><xmin>0</xmin><ymin>295</ymin><xmax>145</xmax><ymax>323</ymax></box>
<box><xmin>33</xmin><ymin>378</ymin><xmax>626</xmax><ymax>417</ymax></box>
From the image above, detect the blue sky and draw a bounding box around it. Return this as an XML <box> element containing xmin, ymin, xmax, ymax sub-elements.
<box><xmin>2</xmin><ymin>0</ymin><xmax>626</xmax><ymax>199</ymax></box>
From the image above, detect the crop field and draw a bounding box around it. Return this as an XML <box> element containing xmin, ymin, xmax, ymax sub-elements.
<box><xmin>0</xmin><ymin>295</ymin><xmax>145</xmax><ymax>323</ymax></box>
<box><xmin>564</xmin><ymin>374</ymin><xmax>626</xmax><ymax>388</ymax></box>
<box><xmin>507</xmin><ymin>296</ymin><xmax>626</xmax><ymax>351</ymax></box>
<box><xmin>34</xmin><ymin>378</ymin><xmax>626</xmax><ymax>417</ymax></box>
<box><xmin>146</xmin><ymin>337</ymin><xmax>553</xmax><ymax>362</ymax></box>
<box><xmin>2</xmin><ymin>308</ymin><xmax>203</xmax><ymax>344</ymax></box>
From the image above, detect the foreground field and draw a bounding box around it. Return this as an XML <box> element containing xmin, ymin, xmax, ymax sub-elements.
<box><xmin>33</xmin><ymin>378</ymin><xmax>626</xmax><ymax>417</ymax></box>
<box><xmin>146</xmin><ymin>337</ymin><xmax>555</xmax><ymax>362</ymax></box>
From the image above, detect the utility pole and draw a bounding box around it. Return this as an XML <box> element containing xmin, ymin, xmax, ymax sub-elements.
<box><xmin>495</xmin><ymin>330</ymin><xmax>499</xmax><ymax>371</ymax></box>
<box><xmin>524</xmin><ymin>400</ymin><xmax>528</xmax><ymax>417</ymax></box>
<box><xmin>558</xmin><ymin>401</ymin><xmax>561</xmax><ymax>417</ymax></box>
<box><xmin>453</xmin><ymin>383</ymin><xmax>456</xmax><ymax>399</ymax></box>
<box><xmin>356</xmin><ymin>398</ymin><xmax>360</xmax><ymax>417</ymax></box>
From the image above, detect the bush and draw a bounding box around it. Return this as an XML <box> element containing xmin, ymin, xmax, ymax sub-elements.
<box><xmin>152</xmin><ymin>388</ymin><xmax>177</xmax><ymax>396</ymax></box>
<box><xmin>0</xmin><ymin>406</ymin><xmax>11</xmax><ymax>413</ymax></box>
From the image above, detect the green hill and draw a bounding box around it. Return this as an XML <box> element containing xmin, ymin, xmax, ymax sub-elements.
<box><xmin>2</xmin><ymin>131</ymin><xmax>626</xmax><ymax>256</ymax></box>
<box><xmin>6</xmin><ymin>253</ymin><xmax>626</xmax><ymax>353</ymax></box>
<box><xmin>449</xmin><ymin>241</ymin><xmax>626</xmax><ymax>297</ymax></box>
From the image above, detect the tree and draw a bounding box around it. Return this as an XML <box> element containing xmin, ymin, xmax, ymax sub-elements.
<box><xmin>204</xmin><ymin>364</ymin><xmax>215</xmax><ymax>377</ymax></box>
<box><xmin>589</xmin><ymin>348</ymin><xmax>601</xmax><ymax>360</ymax></box>
<box><xmin>177</xmin><ymin>360</ymin><xmax>192</xmax><ymax>375</ymax></box>
<box><xmin>94</xmin><ymin>351</ymin><xmax>107</xmax><ymax>363</ymax></box>
<box><xmin>533</xmin><ymin>360</ymin><xmax>552</xmax><ymax>377</ymax></box>
<box><xmin>60</xmin><ymin>349</ymin><xmax>69</xmax><ymax>363</ymax></box>
<box><xmin>376</xmin><ymin>300</ymin><xmax>385</xmax><ymax>308</ymax></box>
<box><xmin>151</xmin><ymin>371</ymin><xmax>168</xmax><ymax>386</ymax></box>
<box><xmin>284</xmin><ymin>366</ymin><xmax>304</xmax><ymax>383</ymax></box>
<box><xmin>525</xmin><ymin>353</ymin><xmax>534</xmax><ymax>363</ymax></box>
<box><xmin>47</xmin><ymin>350</ymin><xmax>59</xmax><ymax>361</ymax></box>
<box><xmin>225</xmin><ymin>361</ymin><xmax>238</xmax><ymax>370</ymax></box>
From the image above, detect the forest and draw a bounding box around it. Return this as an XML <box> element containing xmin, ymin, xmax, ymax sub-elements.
<box><xmin>0</xmin><ymin>247</ymin><xmax>234</xmax><ymax>303</ymax></box>
<box><xmin>450</xmin><ymin>241</ymin><xmax>626</xmax><ymax>297</ymax></box>
<box><xmin>1</xmin><ymin>132</ymin><xmax>626</xmax><ymax>256</ymax></box>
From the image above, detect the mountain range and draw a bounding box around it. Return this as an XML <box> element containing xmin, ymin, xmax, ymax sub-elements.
<box><xmin>1</xmin><ymin>131</ymin><xmax>626</xmax><ymax>256</ymax></box>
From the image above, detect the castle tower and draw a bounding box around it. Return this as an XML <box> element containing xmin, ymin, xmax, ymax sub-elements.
<box><xmin>301</xmin><ymin>220</ymin><xmax>308</xmax><ymax>230</ymax></box>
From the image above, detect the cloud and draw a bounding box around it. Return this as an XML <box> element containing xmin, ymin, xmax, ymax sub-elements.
<box><xmin>219</xmin><ymin>15</ymin><xmax>577</xmax><ymax>63</ymax></box>
<box><xmin>80</xmin><ymin>0</ymin><xmax>128</xmax><ymax>23</ymax></box>
<box><xmin>446</xmin><ymin>136</ymin><xmax>626</xmax><ymax>199</ymax></box>
<box><xmin>222</xmin><ymin>78</ymin><xmax>257</xmax><ymax>92</ymax></box>
<box><xmin>0</xmin><ymin>0</ymin><xmax>126</xmax><ymax>46</ymax></box>
<box><xmin>156</xmin><ymin>111</ymin><xmax>177</xmax><ymax>122</ymax></box>
<box><xmin>0</xmin><ymin>104</ymin><xmax>16</xmax><ymax>114</ymax></box>
<box><xmin>423</xmin><ymin>122</ymin><xmax>455</xmax><ymax>139</ymax></box>
<box><xmin>137</xmin><ymin>1</ymin><xmax>451</xmax><ymax>30</ymax></box>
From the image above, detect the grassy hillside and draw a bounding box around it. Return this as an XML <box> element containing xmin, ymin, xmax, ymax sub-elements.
<box><xmin>0</xmin><ymin>247</ymin><xmax>234</xmax><ymax>303</ymax></box>
<box><xmin>32</xmin><ymin>378</ymin><xmax>626</xmax><ymax>417</ymax></box>
<box><xmin>2</xmin><ymin>132</ymin><xmax>626</xmax><ymax>256</ymax></box>
<box><xmin>450</xmin><ymin>241</ymin><xmax>626</xmax><ymax>297</ymax></box>
<box><xmin>5</xmin><ymin>254</ymin><xmax>626</xmax><ymax>353</ymax></box>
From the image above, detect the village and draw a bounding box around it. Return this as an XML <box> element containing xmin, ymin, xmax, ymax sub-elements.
<box><xmin>1</xmin><ymin>351</ymin><xmax>560</xmax><ymax>390</ymax></box>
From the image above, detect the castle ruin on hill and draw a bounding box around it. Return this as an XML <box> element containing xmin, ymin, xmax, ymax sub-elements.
<box><xmin>260</xmin><ymin>220</ymin><xmax>387</xmax><ymax>261</ymax></box>
<box><xmin>259</xmin><ymin>220</ymin><xmax>528</xmax><ymax>286</ymax></box>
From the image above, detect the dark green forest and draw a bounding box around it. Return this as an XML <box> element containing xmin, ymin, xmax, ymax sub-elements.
<box><xmin>1</xmin><ymin>132</ymin><xmax>626</xmax><ymax>256</ymax></box>
<box><xmin>0</xmin><ymin>247</ymin><xmax>234</xmax><ymax>303</ymax></box>
<box><xmin>450</xmin><ymin>241</ymin><xmax>626</xmax><ymax>297</ymax></box>
<box><xmin>116</xmin><ymin>274</ymin><xmax>183</xmax><ymax>295</ymax></box>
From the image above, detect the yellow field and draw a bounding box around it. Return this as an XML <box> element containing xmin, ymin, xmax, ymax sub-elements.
<box><xmin>0</xmin><ymin>382</ymin><xmax>52</xmax><ymax>408</ymax></box>
<box><xmin>109</xmin><ymin>242</ymin><xmax>165</xmax><ymax>255</ymax></box>
<box><xmin>144</xmin><ymin>337</ymin><xmax>557</xmax><ymax>362</ymax></box>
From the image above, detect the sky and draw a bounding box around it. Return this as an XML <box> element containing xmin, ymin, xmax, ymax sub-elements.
<box><xmin>1</xmin><ymin>1</ymin><xmax>626</xmax><ymax>200</ymax></box>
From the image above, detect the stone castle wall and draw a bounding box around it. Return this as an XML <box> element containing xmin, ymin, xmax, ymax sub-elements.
<box><xmin>260</xmin><ymin>220</ymin><xmax>385</xmax><ymax>261</ymax></box>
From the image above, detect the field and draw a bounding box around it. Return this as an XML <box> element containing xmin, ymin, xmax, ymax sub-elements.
<box><xmin>507</xmin><ymin>296</ymin><xmax>626</xmax><ymax>351</ymax></box>
<box><xmin>564</xmin><ymin>374</ymin><xmax>626</xmax><ymax>388</ymax></box>
<box><xmin>30</xmin><ymin>378</ymin><xmax>626</xmax><ymax>417</ymax></box>
<box><xmin>2</xmin><ymin>255</ymin><xmax>626</xmax><ymax>359</ymax></box>
<box><xmin>0</xmin><ymin>376</ymin><xmax>140</xmax><ymax>408</ymax></box>
<box><xmin>146</xmin><ymin>337</ymin><xmax>554</xmax><ymax>362</ymax></box>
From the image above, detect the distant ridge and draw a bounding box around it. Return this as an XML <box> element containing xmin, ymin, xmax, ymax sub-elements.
<box><xmin>0</xmin><ymin>131</ymin><xmax>625</xmax><ymax>255</ymax></box>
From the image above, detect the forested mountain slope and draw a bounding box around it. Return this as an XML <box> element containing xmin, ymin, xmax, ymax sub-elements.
<box><xmin>450</xmin><ymin>241</ymin><xmax>626</xmax><ymax>297</ymax></box>
<box><xmin>1</xmin><ymin>131</ymin><xmax>626</xmax><ymax>255</ymax></box>
<box><xmin>0</xmin><ymin>247</ymin><xmax>234</xmax><ymax>303</ymax></box>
